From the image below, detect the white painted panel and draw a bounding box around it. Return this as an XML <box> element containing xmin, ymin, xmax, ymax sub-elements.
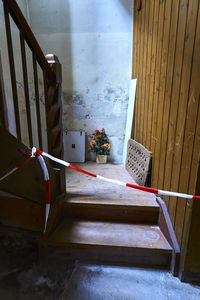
<box><xmin>64</xmin><ymin>131</ymin><xmax>85</xmax><ymax>163</ymax></box>
<box><xmin>123</xmin><ymin>79</ymin><xmax>137</xmax><ymax>164</ymax></box>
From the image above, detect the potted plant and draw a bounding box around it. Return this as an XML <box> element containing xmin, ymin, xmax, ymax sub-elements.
<box><xmin>88</xmin><ymin>128</ymin><xmax>110</xmax><ymax>163</ymax></box>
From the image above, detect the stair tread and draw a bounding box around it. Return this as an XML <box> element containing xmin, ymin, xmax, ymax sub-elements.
<box><xmin>48</xmin><ymin>219</ymin><xmax>172</xmax><ymax>251</ymax></box>
<box><xmin>66</xmin><ymin>162</ymin><xmax>158</xmax><ymax>208</ymax></box>
<box><xmin>65</xmin><ymin>196</ymin><xmax>159</xmax><ymax>208</ymax></box>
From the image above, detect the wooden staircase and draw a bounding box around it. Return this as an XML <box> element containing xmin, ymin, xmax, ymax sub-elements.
<box><xmin>0</xmin><ymin>0</ymin><xmax>180</xmax><ymax>276</ymax></box>
<box><xmin>45</xmin><ymin>163</ymin><xmax>177</xmax><ymax>271</ymax></box>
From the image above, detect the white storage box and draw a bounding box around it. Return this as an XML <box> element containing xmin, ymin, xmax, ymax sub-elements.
<box><xmin>64</xmin><ymin>130</ymin><xmax>85</xmax><ymax>162</ymax></box>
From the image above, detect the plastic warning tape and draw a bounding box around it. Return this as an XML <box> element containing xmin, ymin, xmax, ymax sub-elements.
<box><xmin>40</xmin><ymin>149</ymin><xmax>200</xmax><ymax>200</ymax></box>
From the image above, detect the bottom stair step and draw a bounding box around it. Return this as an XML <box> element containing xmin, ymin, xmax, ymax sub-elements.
<box><xmin>47</xmin><ymin>219</ymin><xmax>172</xmax><ymax>267</ymax></box>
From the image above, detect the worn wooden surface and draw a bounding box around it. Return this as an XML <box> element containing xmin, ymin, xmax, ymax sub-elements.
<box><xmin>3</xmin><ymin>0</ymin><xmax>21</xmax><ymax>140</ymax></box>
<box><xmin>0</xmin><ymin>126</ymin><xmax>59</xmax><ymax>205</ymax></box>
<box><xmin>50</xmin><ymin>162</ymin><xmax>172</xmax><ymax>267</ymax></box>
<box><xmin>66</xmin><ymin>162</ymin><xmax>158</xmax><ymax>205</ymax></box>
<box><xmin>48</xmin><ymin>219</ymin><xmax>172</xmax><ymax>250</ymax></box>
<box><xmin>156</xmin><ymin>197</ymin><xmax>180</xmax><ymax>276</ymax></box>
<box><xmin>132</xmin><ymin>0</ymin><xmax>200</xmax><ymax>251</ymax></box>
<box><xmin>180</xmin><ymin>163</ymin><xmax>200</xmax><ymax>282</ymax></box>
<box><xmin>44</xmin><ymin>55</ymin><xmax>66</xmax><ymax>194</ymax></box>
<box><xmin>63</xmin><ymin>201</ymin><xmax>159</xmax><ymax>224</ymax></box>
<box><xmin>64</xmin><ymin>162</ymin><xmax>159</xmax><ymax>224</ymax></box>
<box><xmin>47</xmin><ymin>219</ymin><xmax>172</xmax><ymax>266</ymax></box>
<box><xmin>0</xmin><ymin>191</ymin><xmax>44</xmax><ymax>232</ymax></box>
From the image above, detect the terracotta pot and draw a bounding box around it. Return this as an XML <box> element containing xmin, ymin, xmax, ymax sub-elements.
<box><xmin>96</xmin><ymin>155</ymin><xmax>107</xmax><ymax>164</ymax></box>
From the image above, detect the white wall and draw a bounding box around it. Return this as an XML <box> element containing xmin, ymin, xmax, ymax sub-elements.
<box><xmin>27</xmin><ymin>0</ymin><xmax>133</xmax><ymax>162</ymax></box>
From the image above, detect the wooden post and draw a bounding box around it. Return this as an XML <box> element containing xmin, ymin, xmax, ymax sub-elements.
<box><xmin>44</xmin><ymin>54</ymin><xmax>66</xmax><ymax>194</ymax></box>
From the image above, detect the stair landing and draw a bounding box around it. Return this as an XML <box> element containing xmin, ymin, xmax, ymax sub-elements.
<box><xmin>66</xmin><ymin>162</ymin><xmax>158</xmax><ymax>207</ymax></box>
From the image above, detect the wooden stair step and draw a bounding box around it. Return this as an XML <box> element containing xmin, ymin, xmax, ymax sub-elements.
<box><xmin>62</xmin><ymin>196</ymin><xmax>159</xmax><ymax>224</ymax></box>
<box><xmin>65</xmin><ymin>162</ymin><xmax>159</xmax><ymax>224</ymax></box>
<box><xmin>47</xmin><ymin>219</ymin><xmax>172</xmax><ymax>267</ymax></box>
<box><xmin>66</xmin><ymin>163</ymin><xmax>158</xmax><ymax>205</ymax></box>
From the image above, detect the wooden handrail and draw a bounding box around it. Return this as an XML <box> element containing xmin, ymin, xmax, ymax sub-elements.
<box><xmin>1</xmin><ymin>0</ymin><xmax>65</xmax><ymax>194</ymax></box>
<box><xmin>2</xmin><ymin>0</ymin><xmax>55</xmax><ymax>81</ymax></box>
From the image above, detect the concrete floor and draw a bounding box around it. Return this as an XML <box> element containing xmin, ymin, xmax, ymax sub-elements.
<box><xmin>0</xmin><ymin>231</ymin><xmax>200</xmax><ymax>299</ymax></box>
<box><xmin>62</xmin><ymin>264</ymin><xmax>200</xmax><ymax>300</ymax></box>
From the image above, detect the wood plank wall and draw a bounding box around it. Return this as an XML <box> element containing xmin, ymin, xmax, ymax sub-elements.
<box><xmin>132</xmin><ymin>0</ymin><xmax>200</xmax><ymax>249</ymax></box>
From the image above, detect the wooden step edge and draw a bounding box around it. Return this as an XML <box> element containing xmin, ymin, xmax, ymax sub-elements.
<box><xmin>61</xmin><ymin>202</ymin><xmax>159</xmax><ymax>224</ymax></box>
<box><xmin>156</xmin><ymin>197</ymin><xmax>180</xmax><ymax>276</ymax></box>
<box><xmin>61</xmin><ymin>201</ymin><xmax>159</xmax><ymax>211</ymax></box>
<box><xmin>48</xmin><ymin>240</ymin><xmax>172</xmax><ymax>252</ymax></box>
<box><xmin>64</xmin><ymin>195</ymin><xmax>160</xmax><ymax>208</ymax></box>
<box><xmin>47</xmin><ymin>244</ymin><xmax>172</xmax><ymax>268</ymax></box>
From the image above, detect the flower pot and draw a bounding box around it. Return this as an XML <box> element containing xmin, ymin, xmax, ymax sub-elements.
<box><xmin>96</xmin><ymin>154</ymin><xmax>107</xmax><ymax>164</ymax></box>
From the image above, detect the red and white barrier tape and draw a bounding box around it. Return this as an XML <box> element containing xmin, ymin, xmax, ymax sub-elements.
<box><xmin>0</xmin><ymin>148</ymin><xmax>50</xmax><ymax>234</ymax></box>
<box><xmin>40</xmin><ymin>149</ymin><xmax>200</xmax><ymax>201</ymax></box>
<box><xmin>32</xmin><ymin>147</ymin><xmax>50</xmax><ymax>234</ymax></box>
<box><xmin>1</xmin><ymin>146</ymin><xmax>199</xmax><ymax>235</ymax></box>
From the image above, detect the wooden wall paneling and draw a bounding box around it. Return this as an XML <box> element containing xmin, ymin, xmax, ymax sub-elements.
<box><xmin>146</xmin><ymin>0</ymin><xmax>160</xmax><ymax>150</ymax></box>
<box><xmin>140</xmin><ymin>1</ymin><xmax>149</xmax><ymax>146</ymax></box>
<box><xmin>142</xmin><ymin>1</ymin><xmax>155</xmax><ymax>147</ymax></box>
<box><xmin>177</xmin><ymin>14</ymin><xmax>200</xmax><ymax>248</ymax></box>
<box><xmin>172</xmin><ymin>0</ymin><xmax>199</xmax><ymax>245</ymax></box>
<box><xmin>132</xmin><ymin>0</ymin><xmax>200</xmax><ymax>271</ymax></box>
<box><xmin>157</xmin><ymin>0</ymin><xmax>180</xmax><ymax>200</ymax></box>
<box><xmin>132</xmin><ymin>2</ymin><xmax>138</xmax><ymax>79</ymax></box>
<box><xmin>133</xmin><ymin>6</ymin><xmax>140</xmax><ymax>141</ymax></box>
<box><xmin>180</xmin><ymin>103</ymin><xmax>200</xmax><ymax>271</ymax></box>
<box><xmin>132</xmin><ymin>2</ymin><xmax>138</xmax><ymax>138</ymax></box>
<box><xmin>153</xmin><ymin>0</ymin><xmax>173</xmax><ymax>188</ymax></box>
<box><xmin>150</xmin><ymin>0</ymin><xmax>166</xmax><ymax>187</ymax></box>
<box><xmin>164</xmin><ymin>0</ymin><xmax>189</xmax><ymax>220</ymax></box>
<box><xmin>137</xmin><ymin>4</ymin><xmax>145</xmax><ymax>144</ymax></box>
<box><xmin>180</xmin><ymin>161</ymin><xmax>200</xmax><ymax>280</ymax></box>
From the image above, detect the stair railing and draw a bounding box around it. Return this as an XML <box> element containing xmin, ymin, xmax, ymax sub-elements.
<box><xmin>0</xmin><ymin>0</ymin><xmax>65</xmax><ymax>193</ymax></box>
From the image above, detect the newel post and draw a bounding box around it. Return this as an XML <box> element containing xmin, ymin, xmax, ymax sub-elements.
<box><xmin>44</xmin><ymin>54</ymin><xmax>66</xmax><ymax>193</ymax></box>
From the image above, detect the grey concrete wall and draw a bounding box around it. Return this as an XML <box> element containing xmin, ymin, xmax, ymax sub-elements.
<box><xmin>27</xmin><ymin>0</ymin><xmax>133</xmax><ymax>162</ymax></box>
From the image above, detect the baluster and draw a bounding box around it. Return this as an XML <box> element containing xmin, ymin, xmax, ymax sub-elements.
<box><xmin>20</xmin><ymin>31</ymin><xmax>33</xmax><ymax>146</ymax></box>
<box><xmin>0</xmin><ymin>51</ymin><xmax>8</xmax><ymax>130</ymax></box>
<box><xmin>32</xmin><ymin>53</ymin><xmax>43</xmax><ymax>149</ymax></box>
<box><xmin>3</xmin><ymin>2</ymin><xmax>21</xmax><ymax>140</ymax></box>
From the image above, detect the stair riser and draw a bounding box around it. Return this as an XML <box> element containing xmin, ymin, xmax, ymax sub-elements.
<box><xmin>62</xmin><ymin>204</ymin><xmax>159</xmax><ymax>224</ymax></box>
<box><xmin>48</xmin><ymin>246</ymin><xmax>171</xmax><ymax>268</ymax></box>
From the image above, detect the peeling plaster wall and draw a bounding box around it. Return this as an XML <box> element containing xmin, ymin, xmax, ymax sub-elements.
<box><xmin>28</xmin><ymin>0</ymin><xmax>133</xmax><ymax>162</ymax></box>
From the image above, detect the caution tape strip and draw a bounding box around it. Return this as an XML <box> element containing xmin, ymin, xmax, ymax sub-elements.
<box><xmin>40</xmin><ymin>149</ymin><xmax>200</xmax><ymax>201</ymax></box>
<box><xmin>32</xmin><ymin>147</ymin><xmax>50</xmax><ymax>234</ymax></box>
<box><xmin>1</xmin><ymin>146</ymin><xmax>199</xmax><ymax>235</ymax></box>
<box><xmin>0</xmin><ymin>148</ymin><xmax>50</xmax><ymax>234</ymax></box>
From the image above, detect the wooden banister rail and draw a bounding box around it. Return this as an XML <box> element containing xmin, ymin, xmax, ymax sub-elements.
<box><xmin>2</xmin><ymin>0</ymin><xmax>55</xmax><ymax>81</ymax></box>
<box><xmin>0</xmin><ymin>0</ymin><xmax>65</xmax><ymax>192</ymax></box>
